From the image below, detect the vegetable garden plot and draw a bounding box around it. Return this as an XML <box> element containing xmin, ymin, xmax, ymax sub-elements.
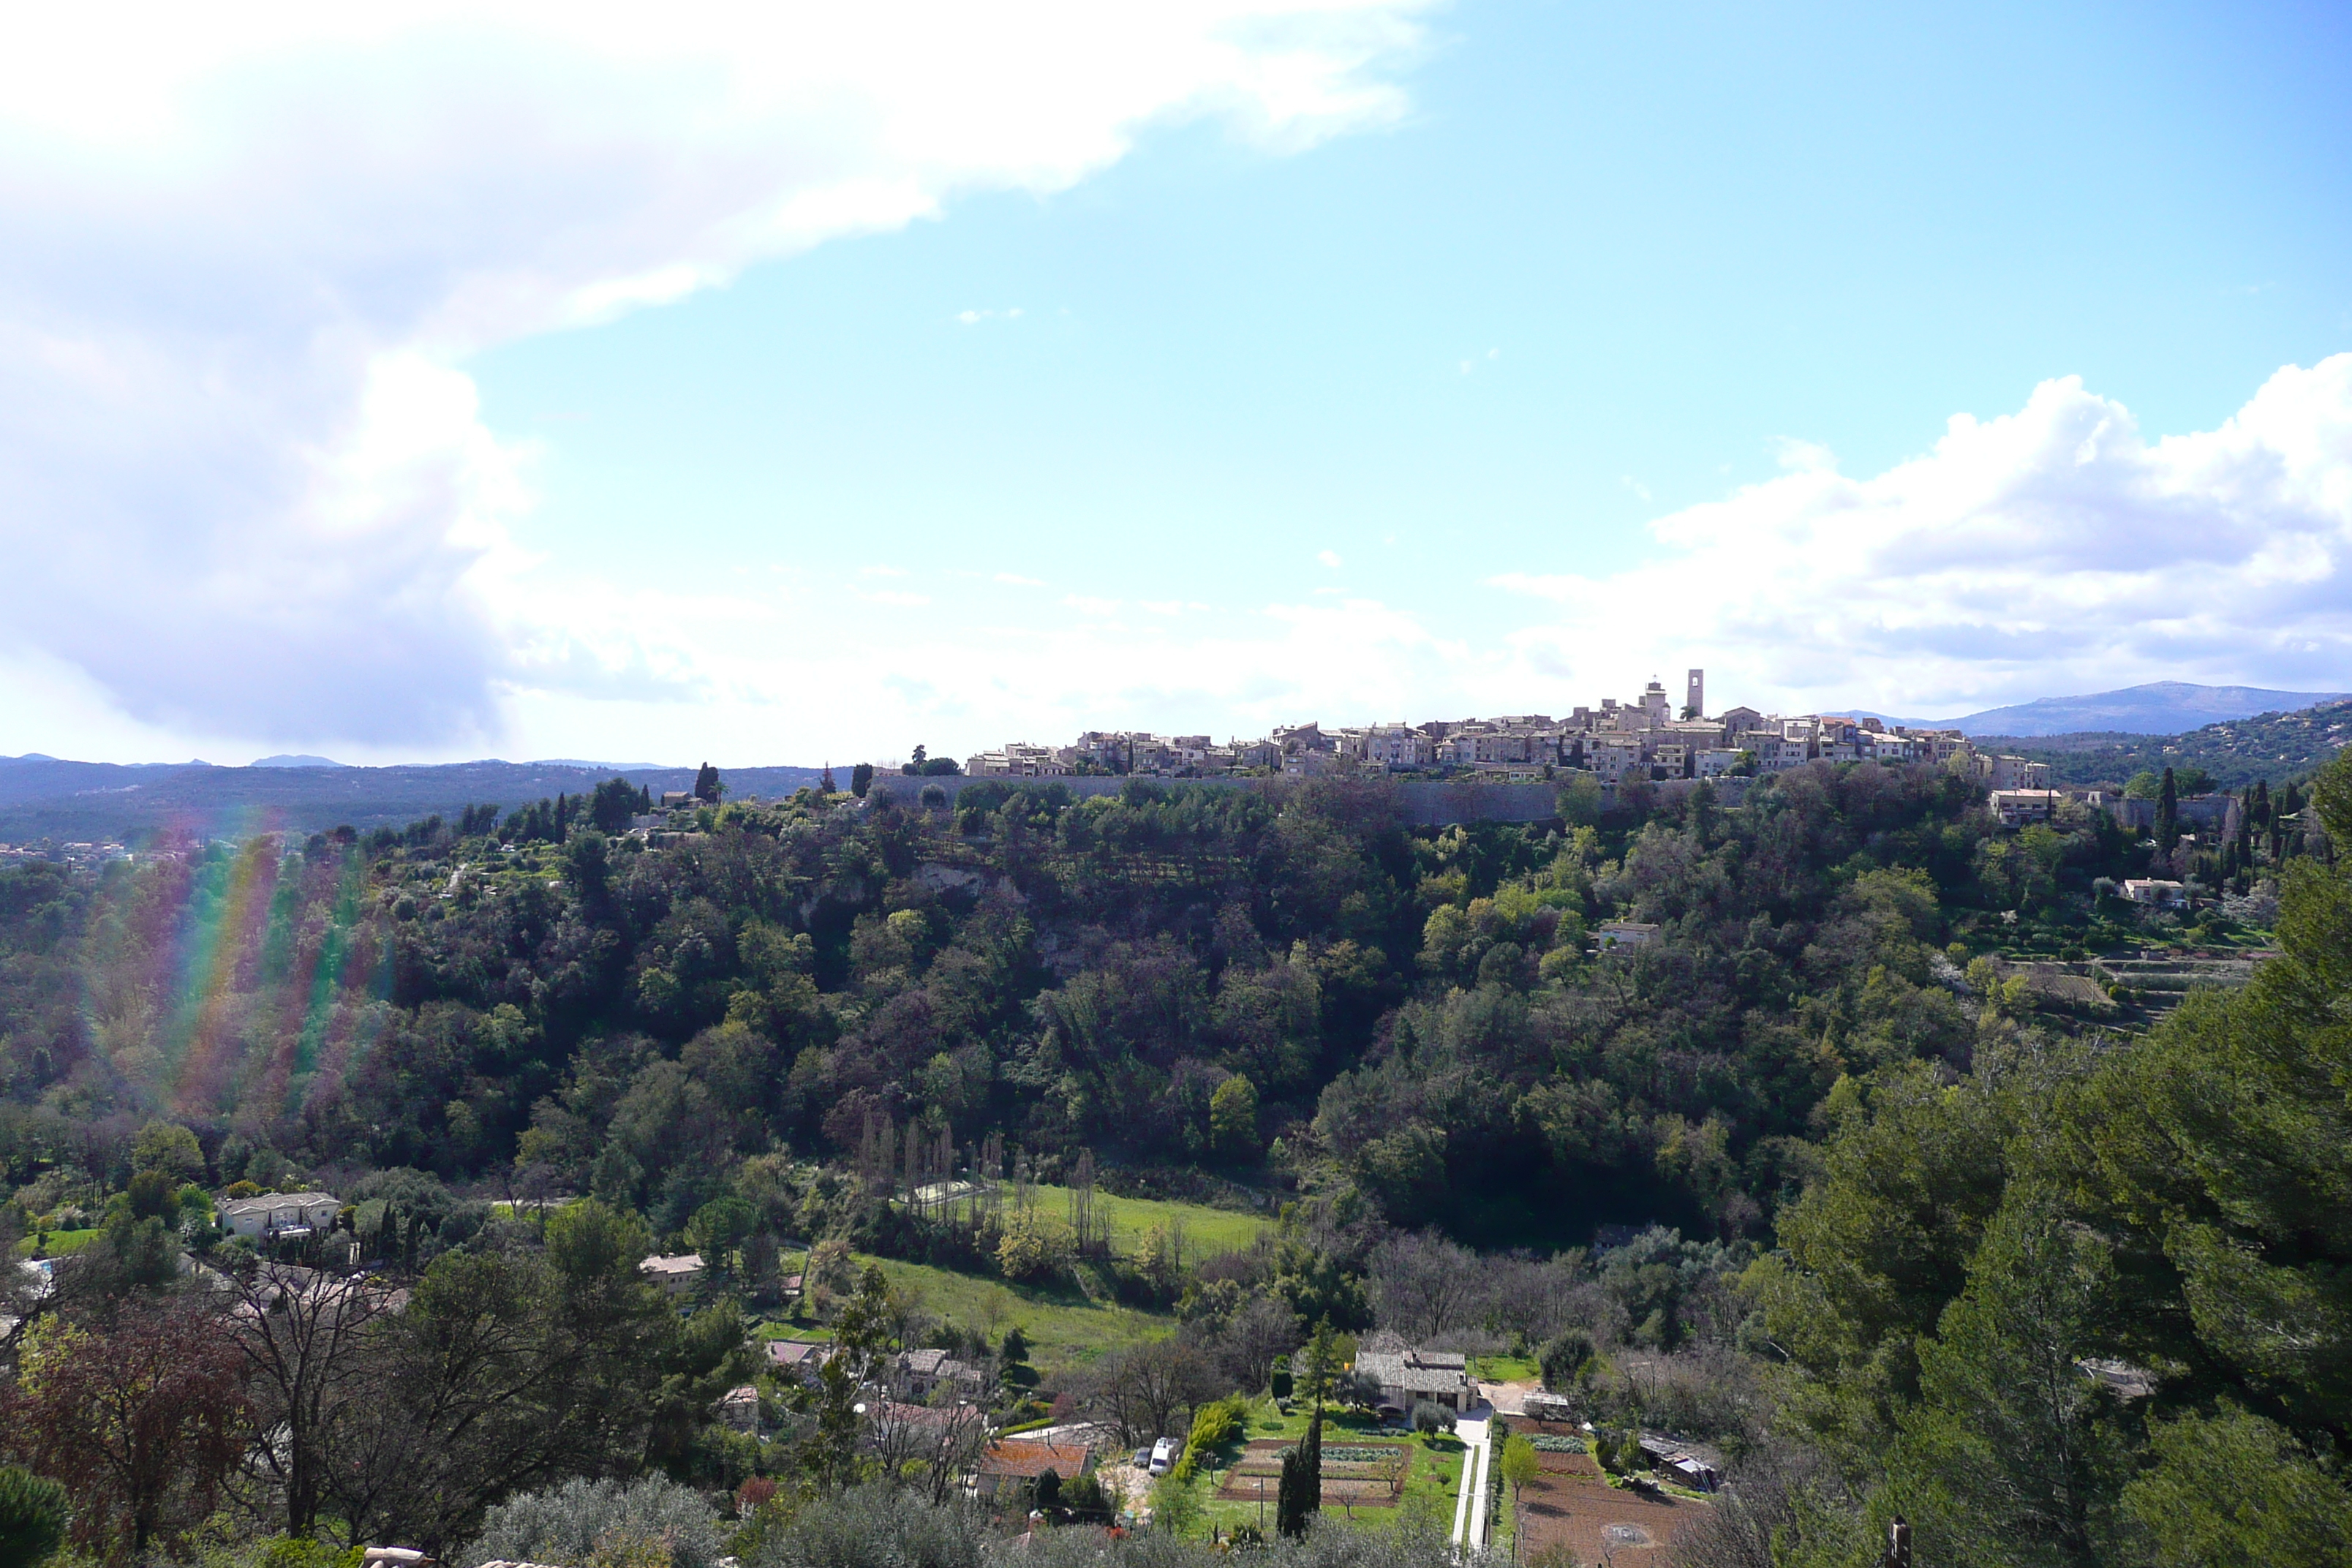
<box><xmin>1215</xmin><ymin>1439</ymin><xmax>1411</xmax><ymax>1505</ymax></box>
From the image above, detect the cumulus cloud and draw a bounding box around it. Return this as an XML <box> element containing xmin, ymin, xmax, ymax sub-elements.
<box><xmin>0</xmin><ymin>0</ymin><xmax>1429</xmax><ymax>747</ymax></box>
<box><xmin>1496</xmin><ymin>355</ymin><xmax>2352</xmax><ymax>716</ymax></box>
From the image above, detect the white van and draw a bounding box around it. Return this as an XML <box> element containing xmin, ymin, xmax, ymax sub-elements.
<box><xmin>1148</xmin><ymin>1436</ymin><xmax>1180</xmax><ymax>1476</ymax></box>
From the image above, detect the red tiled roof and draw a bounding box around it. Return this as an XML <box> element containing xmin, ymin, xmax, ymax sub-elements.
<box><xmin>980</xmin><ymin>1439</ymin><xmax>1093</xmax><ymax>1480</ymax></box>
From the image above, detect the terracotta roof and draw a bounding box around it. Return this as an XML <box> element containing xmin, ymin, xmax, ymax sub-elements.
<box><xmin>980</xmin><ymin>1439</ymin><xmax>1094</xmax><ymax>1480</ymax></box>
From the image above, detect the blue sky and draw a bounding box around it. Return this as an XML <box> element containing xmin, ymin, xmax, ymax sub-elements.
<box><xmin>4</xmin><ymin>0</ymin><xmax>2350</xmax><ymax>766</ymax></box>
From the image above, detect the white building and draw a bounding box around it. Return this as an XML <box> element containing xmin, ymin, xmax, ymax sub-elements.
<box><xmin>1596</xmin><ymin>920</ymin><xmax>1662</xmax><ymax>951</ymax></box>
<box><xmin>640</xmin><ymin>1252</ymin><xmax>705</xmax><ymax>1298</ymax></box>
<box><xmin>2122</xmin><ymin>879</ymin><xmax>2190</xmax><ymax>909</ymax></box>
<box><xmin>967</xmin><ymin>742</ymin><xmax>1070</xmax><ymax>778</ymax></box>
<box><xmin>216</xmin><ymin>1191</ymin><xmax>341</xmax><ymax>1240</ymax></box>
<box><xmin>1990</xmin><ymin>789</ymin><xmax>2065</xmax><ymax>825</ymax></box>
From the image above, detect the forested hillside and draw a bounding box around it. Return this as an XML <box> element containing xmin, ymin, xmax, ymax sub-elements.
<box><xmin>1</xmin><ymin>758</ymin><xmax>2345</xmax><ymax>1567</ymax></box>
<box><xmin>1999</xmin><ymin>696</ymin><xmax>2352</xmax><ymax>788</ymax></box>
<box><xmin>0</xmin><ymin>764</ymin><xmax>2160</xmax><ymax>1244</ymax></box>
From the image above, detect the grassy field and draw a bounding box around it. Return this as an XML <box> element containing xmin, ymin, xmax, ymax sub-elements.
<box><xmin>1026</xmin><ymin>1183</ymin><xmax>1270</xmax><ymax>1260</ymax></box>
<box><xmin>15</xmin><ymin>1228</ymin><xmax>98</xmax><ymax>1258</ymax></box>
<box><xmin>852</xmin><ymin>1253</ymin><xmax>1174</xmax><ymax>1371</ymax></box>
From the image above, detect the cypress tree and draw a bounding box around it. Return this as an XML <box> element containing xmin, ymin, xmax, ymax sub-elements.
<box><xmin>1275</xmin><ymin>1445</ymin><xmax>1309</xmax><ymax>1537</ymax></box>
<box><xmin>2157</xmin><ymin>766</ymin><xmax>2179</xmax><ymax>848</ymax></box>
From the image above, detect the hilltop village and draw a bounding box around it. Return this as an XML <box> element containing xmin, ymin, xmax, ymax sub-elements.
<box><xmin>965</xmin><ymin>670</ymin><xmax>2054</xmax><ymax>791</ymax></box>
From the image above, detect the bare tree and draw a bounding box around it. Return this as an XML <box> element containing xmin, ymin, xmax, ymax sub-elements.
<box><xmin>1207</xmin><ymin>1295</ymin><xmax>1303</xmax><ymax>1393</ymax></box>
<box><xmin>1665</xmin><ymin>1446</ymin><xmax>1855</xmax><ymax>1568</ymax></box>
<box><xmin>1081</xmin><ymin>1340</ymin><xmax>1221</xmax><ymax>1443</ymax></box>
<box><xmin>1369</xmin><ymin>1229</ymin><xmax>1485</xmax><ymax>1343</ymax></box>
<box><xmin>1482</xmin><ymin>1251</ymin><xmax>1586</xmax><ymax>1346</ymax></box>
<box><xmin>870</xmin><ymin>1401</ymin><xmax>992</xmax><ymax>1505</ymax></box>
<box><xmin>226</xmin><ymin>1261</ymin><xmax>393</xmax><ymax>1536</ymax></box>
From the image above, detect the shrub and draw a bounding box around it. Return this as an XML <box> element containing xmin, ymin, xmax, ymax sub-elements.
<box><xmin>742</xmin><ymin>1485</ymin><xmax>985</xmax><ymax>1568</ymax></box>
<box><xmin>1174</xmin><ymin>1394</ymin><xmax>1248</xmax><ymax>1480</ymax></box>
<box><xmin>995</xmin><ymin>1213</ymin><xmax>1074</xmax><ymax>1282</ymax></box>
<box><xmin>467</xmin><ymin>1477</ymin><xmax>722</xmax><ymax>1568</ymax></box>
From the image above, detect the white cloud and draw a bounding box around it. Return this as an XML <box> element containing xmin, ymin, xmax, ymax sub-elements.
<box><xmin>452</xmin><ymin>355</ymin><xmax>2352</xmax><ymax>764</ymax></box>
<box><xmin>857</xmin><ymin>565</ymin><xmax>909</xmax><ymax>578</ymax></box>
<box><xmin>1495</xmin><ymin>355</ymin><xmax>2352</xmax><ymax>716</ymax></box>
<box><xmin>862</xmin><ymin>589</ymin><xmax>932</xmax><ymax>608</ymax></box>
<box><xmin>956</xmin><ymin>307</ymin><xmax>1026</xmax><ymax>324</ymax></box>
<box><xmin>0</xmin><ymin>0</ymin><xmax>1431</xmax><ymax>748</ymax></box>
<box><xmin>1771</xmin><ymin>436</ymin><xmax>1836</xmax><ymax>472</ymax></box>
<box><xmin>993</xmin><ymin>571</ymin><xmax>1047</xmax><ymax>587</ymax></box>
<box><xmin>1318</xmin><ymin>548</ymin><xmax>1343</xmax><ymax>568</ymax></box>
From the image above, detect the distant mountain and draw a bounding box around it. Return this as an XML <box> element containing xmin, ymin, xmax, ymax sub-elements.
<box><xmin>1898</xmin><ymin>682</ymin><xmax>2349</xmax><ymax>737</ymax></box>
<box><xmin>250</xmin><ymin>754</ymin><xmax>348</xmax><ymax>768</ymax></box>
<box><xmin>0</xmin><ymin>753</ymin><xmax>60</xmax><ymax>765</ymax></box>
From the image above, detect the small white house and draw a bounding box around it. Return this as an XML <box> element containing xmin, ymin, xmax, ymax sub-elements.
<box><xmin>1594</xmin><ymin>921</ymin><xmax>1661</xmax><ymax>952</ymax></box>
<box><xmin>2122</xmin><ymin>879</ymin><xmax>2190</xmax><ymax>910</ymax></box>
<box><xmin>1355</xmin><ymin>1341</ymin><xmax>1474</xmax><ymax>1414</ymax></box>
<box><xmin>216</xmin><ymin>1191</ymin><xmax>340</xmax><ymax>1240</ymax></box>
<box><xmin>640</xmin><ymin>1253</ymin><xmax>704</xmax><ymax>1298</ymax></box>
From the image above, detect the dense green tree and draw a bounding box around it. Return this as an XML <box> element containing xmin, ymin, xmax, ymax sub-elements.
<box><xmin>0</xmin><ymin>1467</ymin><xmax>67</xmax><ymax>1568</ymax></box>
<box><xmin>1885</xmin><ymin>1188</ymin><xmax>2135</xmax><ymax>1567</ymax></box>
<box><xmin>128</xmin><ymin>1123</ymin><xmax>203</xmax><ymax>1183</ymax></box>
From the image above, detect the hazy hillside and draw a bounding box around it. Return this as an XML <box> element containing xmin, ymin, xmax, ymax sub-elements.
<box><xmin>0</xmin><ymin>758</ymin><xmax>828</xmax><ymax>843</ymax></box>
<box><xmin>1989</xmin><ymin>698</ymin><xmax>2352</xmax><ymax>788</ymax></box>
<box><xmin>1884</xmin><ymin>680</ymin><xmax>2348</xmax><ymax>736</ymax></box>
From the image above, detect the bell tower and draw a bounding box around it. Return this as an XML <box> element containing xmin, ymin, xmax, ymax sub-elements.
<box><xmin>1686</xmin><ymin>668</ymin><xmax>1705</xmax><ymax>720</ymax></box>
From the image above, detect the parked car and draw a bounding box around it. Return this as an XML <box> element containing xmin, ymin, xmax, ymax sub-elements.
<box><xmin>1133</xmin><ymin>1448</ymin><xmax>1153</xmax><ymax>1471</ymax></box>
<box><xmin>1149</xmin><ymin>1436</ymin><xmax>1180</xmax><ymax>1476</ymax></box>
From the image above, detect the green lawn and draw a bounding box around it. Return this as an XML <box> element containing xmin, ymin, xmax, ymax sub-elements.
<box><xmin>16</xmin><ymin>1228</ymin><xmax>98</xmax><ymax>1258</ymax></box>
<box><xmin>853</xmin><ymin>1253</ymin><xmax>1174</xmax><ymax>1371</ymax></box>
<box><xmin>1470</xmin><ymin>1354</ymin><xmax>1539</xmax><ymax>1382</ymax></box>
<box><xmin>1027</xmin><ymin>1184</ymin><xmax>1270</xmax><ymax>1260</ymax></box>
<box><xmin>755</xmin><ymin>1322</ymin><xmax>834</xmax><ymax>1343</ymax></box>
